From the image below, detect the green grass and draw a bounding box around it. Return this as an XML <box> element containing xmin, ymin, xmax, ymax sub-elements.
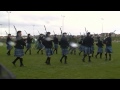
<box><xmin>0</xmin><ymin>42</ymin><xmax>120</xmax><ymax>79</ymax></box>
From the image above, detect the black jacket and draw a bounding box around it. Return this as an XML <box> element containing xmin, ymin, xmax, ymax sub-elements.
<box><xmin>96</xmin><ymin>39</ymin><xmax>104</xmax><ymax>48</ymax></box>
<box><xmin>42</xmin><ymin>36</ymin><xmax>53</xmax><ymax>48</ymax></box>
<box><xmin>53</xmin><ymin>37</ymin><xmax>59</xmax><ymax>44</ymax></box>
<box><xmin>14</xmin><ymin>36</ymin><xmax>26</xmax><ymax>49</ymax></box>
<box><xmin>103</xmin><ymin>37</ymin><xmax>112</xmax><ymax>46</ymax></box>
<box><xmin>37</xmin><ymin>36</ymin><xmax>44</xmax><ymax>44</ymax></box>
<box><xmin>83</xmin><ymin>36</ymin><xmax>93</xmax><ymax>47</ymax></box>
<box><xmin>27</xmin><ymin>37</ymin><xmax>33</xmax><ymax>44</ymax></box>
<box><xmin>59</xmin><ymin>36</ymin><xmax>69</xmax><ymax>49</ymax></box>
<box><xmin>78</xmin><ymin>38</ymin><xmax>84</xmax><ymax>45</ymax></box>
<box><xmin>6</xmin><ymin>37</ymin><xmax>12</xmax><ymax>45</ymax></box>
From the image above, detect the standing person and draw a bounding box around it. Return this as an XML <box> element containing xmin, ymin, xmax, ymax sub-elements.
<box><xmin>69</xmin><ymin>35</ymin><xmax>78</xmax><ymax>55</ymax></box>
<box><xmin>42</xmin><ymin>32</ymin><xmax>53</xmax><ymax>65</ymax></box>
<box><xmin>6</xmin><ymin>34</ymin><xmax>13</xmax><ymax>56</ymax></box>
<box><xmin>37</xmin><ymin>34</ymin><xmax>45</xmax><ymax>54</ymax></box>
<box><xmin>82</xmin><ymin>32</ymin><xmax>93</xmax><ymax>62</ymax></box>
<box><xmin>25</xmin><ymin>34</ymin><xmax>33</xmax><ymax>55</ymax></box>
<box><xmin>59</xmin><ymin>32</ymin><xmax>69</xmax><ymax>64</ymax></box>
<box><xmin>90</xmin><ymin>35</ymin><xmax>94</xmax><ymax>57</ymax></box>
<box><xmin>68</xmin><ymin>35</ymin><xmax>72</xmax><ymax>52</ymax></box>
<box><xmin>95</xmin><ymin>36</ymin><xmax>104</xmax><ymax>59</ymax></box>
<box><xmin>12</xmin><ymin>31</ymin><xmax>26</xmax><ymax>67</ymax></box>
<box><xmin>78</xmin><ymin>35</ymin><xmax>85</xmax><ymax>55</ymax></box>
<box><xmin>53</xmin><ymin>34</ymin><xmax>59</xmax><ymax>54</ymax></box>
<box><xmin>104</xmin><ymin>33</ymin><xmax>112</xmax><ymax>60</ymax></box>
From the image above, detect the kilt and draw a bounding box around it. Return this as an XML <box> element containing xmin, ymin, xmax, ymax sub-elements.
<box><xmin>105</xmin><ymin>46</ymin><xmax>112</xmax><ymax>53</ymax></box>
<box><xmin>14</xmin><ymin>49</ymin><xmax>24</xmax><ymax>57</ymax></box>
<box><xmin>79</xmin><ymin>45</ymin><xmax>84</xmax><ymax>52</ymax></box>
<box><xmin>97</xmin><ymin>47</ymin><xmax>103</xmax><ymax>53</ymax></box>
<box><xmin>45</xmin><ymin>48</ymin><xmax>53</xmax><ymax>57</ymax></box>
<box><xmin>54</xmin><ymin>44</ymin><xmax>58</xmax><ymax>49</ymax></box>
<box><xmin>26</xmin><ymin>43</ymin><xmax>31</xmax><ymax>49</ymax></box>
<box><xmin>91</xmin><ymin>45</ymin><xmax>94</xmax><ymax>52</ymax></box>
<box><xmin>7</xmin><ymin>45</ymin><xmax>12</xmax><ymax>50</ymax></box>
<box><xmin>84</xmin><ymin>46</ymin><xmax>92</xmax><ymax>55</ymax></box>
<box><xmin>61</xmin><ymin>48</ymin><xmax>68</xmax><ymax>55</ymax></box>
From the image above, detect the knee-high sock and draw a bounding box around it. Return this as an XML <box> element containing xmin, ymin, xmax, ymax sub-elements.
<box><xmin>25</xmin><ymin>49</ymin><xmax>29</xmax><ymax>54</ymax></box>
<box><xmin>109</xmin><ymin>53</ymin><xmax>111</xmax><ymax>60</ymax></box>
<box><xmin>37</xmin><ymin>49</ymin><xmax>41</xmax><ymax>53</ymax></box>
<box><xmin>12</xmin><ymin>57</ymin><xmax>20</xmax><ymax>64</ymax></box>
<box><xmin>60</xmin><ymin>55</ymin><xmax>65</xmax><ymax>62</ymax></box>
<box><xmin>105</xmin><ymin>53</ymin><xmax>107</xmax><ymax>59</ymax></box>
<box><xmin>82</xmin><ymin>54</ymin><xmax>87</xmax><ymax>62</ymax></box>
<box><xmin>64</xmin><ymin>55</ymin><xmax>67</xmax><ymax>64</ymax></box>
<box><xmin>20</xmin><ymin>58</ymin><xmax>24</xmax><ymax>66</ymax></box>
<box><xmin>89</xmin><ymin>56</ymin><xmax>91</xmax><ymax>62</ymax></box>
<box><xmin>100</xmin><ymin>53</ymin><xmax>102</xmax><ymax>58</ymax></box>
<box><xmin>29</xmin><ymin>49</ymin><xmax>31</xmax><ymax>55</ymax></box>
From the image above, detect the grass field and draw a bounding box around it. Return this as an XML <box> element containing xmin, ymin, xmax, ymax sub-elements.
<box><xmin>0</xmin><ymin>42</ymin><xmax>120</xmax><ymax>79</ymax></box>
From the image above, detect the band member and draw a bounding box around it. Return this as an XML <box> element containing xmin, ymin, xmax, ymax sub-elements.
<box><xmin>12</xmin><ymin>31</ymin><xmax>26</xmax><ymax>67</ymax></box>
<box><xmin>37</xmin><ymin>34</ymin><xmax>45</xmax><ymax>54</ymax></box>
<box><xmin>53</xmin><ymin>34</ymin><xmax>59</xmax><ymax>54</ymax></box>
<box><xmin>82</xmin><ymin>32</ymin><xmax>93</xmax><ymax>62</ymax></box>
<box><xmin>69</xmin><ymin>35</ymin><xmax>77</xmax><ymax>55</ymax></box>
<box><xmin>59</xmin><ymin>32</ymin><xmax>69</xmax><ymax>64</ymax></box>
<box><xmin>90</xmin><ymin>35</ymin><xmax>94</xmax><ymax>57</ymax></box>
<box><xmin>78</xmin><ymin>35</ymin><xmax>85</xmax><ymax>55</ymax></box>
<box><xmin>104</xmin><ymin>33</ymin><xmax>112</xmax><ymax>60</ymax></box>
<box><xmin>68</xmin><ymin>35</ymin><xmax>72</xmax><ymax>53</ymax></box>
<box><xmin>95</xmin><ymin>36</ymin><xmax>104</xmax><ymax>59</ymax></box>
<box><xmin>25</xmin><ymin>34</ymin><xmax>33</xmax><ymax>55</ymax></box>
<box><xmin>6</xmin><ymin>34</ymin><xmax>13</xmax><ymax>55</ymax></box>
<box><xmin>42</xmin><ymin>32</ymin><xmax>53</xmax><ymax>65</ymax></box>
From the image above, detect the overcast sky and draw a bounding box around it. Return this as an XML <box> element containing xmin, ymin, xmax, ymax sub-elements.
<box><xmin>0</xmin><ymin>11</ymin><xmax>120</xmax><ymax>36</ymax></box>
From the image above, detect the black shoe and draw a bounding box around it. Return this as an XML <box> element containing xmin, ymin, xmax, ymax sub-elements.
<box><xmin>82</xmin><ymin>59</ymin><xmax>85</xmax><ymax>62</ymax></box>
<box><xmin>64</xmin><ymin>62</ymin><xmax>67</xmax><ymax>64</ymax></box>
<box><xmin>95</xmin><ymin>55</ymin><xmax>97</xmax><ymax>58</ymax></box>
<box><xmin>37</xmin><ymin>52</ymin><xmax>39</xmax><ymax>54</ymax></box>
<box><xmin>47</xmin><ymin>63</ymin><xmax>51</xmax><ymax>65</ymax></box>
<box><xmin>88</xmin><ymin>60</ymin><xmax>91</xmax><ymax>62</ymax></box>
<box><xmin>45</xmin><ymin>61</ymin><xmax>48</xmax><ymax>64</ymax></box>
<box><xmin>105</xmin><ymin>58</ymin><xmax>107</xmax><ymax>60</ymax></box>
<box><xmin>20</xmin><ymin>65</ymin><xmax>24</xmax><ymax>67</ymax></box>
<box><xmin>45</xmin><ymin>59</ymin><xmax>48</xmax><ymax>64</ymax></box>
<box><xmin>60</xmin><ymin>60</ymin><xmax>62</xmax><ymax>63</ymax></box>
<box><xmin>12</xmin><ymin>62</ymin><xmax>16</xmax><ymax>66</ymax></box>
<box><xmin>7</xmin><ymin>53</ymin><xmax>10</xmax><ymax>56</ymax></box>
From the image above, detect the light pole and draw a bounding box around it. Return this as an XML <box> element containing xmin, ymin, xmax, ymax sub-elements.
<box><xmin>61</xmin><ymin>15</ymin><xmax>65</xmax><ymax>32</ymax></box>
<box><xmin>101</xmin><ymin>18</ymin><xmax>104</xmax><ymax>38</ymax></box>
<box><xmin>7</xmin><ymin>11</ymin><xmax>11</xmax><ymax>34</ymax></box>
